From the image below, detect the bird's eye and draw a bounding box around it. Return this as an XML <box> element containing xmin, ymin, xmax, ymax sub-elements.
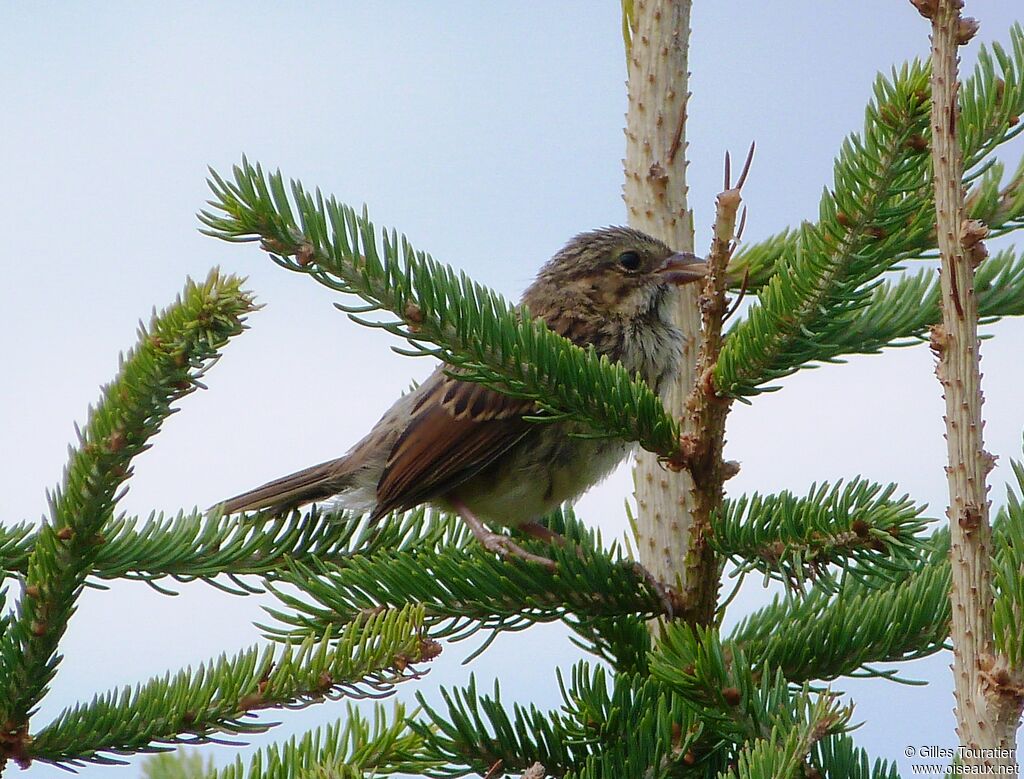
<box><xmin>618</xmin><ymin>251</ymin><xmax>642</xmax><ymax>271</ymax></box>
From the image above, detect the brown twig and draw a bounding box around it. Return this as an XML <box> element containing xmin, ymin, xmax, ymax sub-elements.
<box><xmin>669</xmin><ymin>144</ymin><xmax>751</xmax><ymax>623</ymax></box>
<box><xmin>920</xmin><ymin>0</ymin><xmax>1023</xmax><ymax>767</ymax></box>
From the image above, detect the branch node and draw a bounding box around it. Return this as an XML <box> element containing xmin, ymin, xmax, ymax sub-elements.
<box><xmin>721</xmin><ymin>460</ymin><xmax>741</xmax><ymax>481</ymax></box>
<box><xmin>929</xmin><ymin>323</ymin><xmax>949</xmax><ymax>357</ymax></box>
<box><xmin>982</xmin><ymin>451</ymin><xmax>998</xmax><ymax>475</ymax></box>
<box><xmin>648</xmin><ymin>162</ymin><xmax>669</xmax><ymax>187</ymax></box>
<box><xmin>664</xmin><ymin>433</ymin><xmax>702</xmax><ymax>473</ymax></box>
<box><xmin>980</xmin><ymin>655</ymin><xmax>1024</xmax><ymax>702</ymax></box>
<box><xmin>956</xmin><ymin>17</ymin><xmax>981</xmax><ymax>46</ymax></box>
<box><xmin>296</xmin><ymin>242</ymin><xmax>317</xmax><ymax>267</ymax></box>
<box><xmin>958</xmin><ymin>503</ymin><xmax>983</xmax><ymax>531</ymax></box>
<box><xmin>260</xmin><ymin>236</ymin><xmax>293</xmax><ymax>255</ymax></box>
<box><xmin>961</xmin><ymin>219</ymin><xmax>990</xmax><ymax>268</ymax></box>
<box><xmin>909</xmin><ymin>0</ymin><xmax>939</xmax><ymax>20</ymax></box>
<box><xmin>521</xmin><ymin>762</ymin><xmax>547</xmax><ymax>779</ymax></box>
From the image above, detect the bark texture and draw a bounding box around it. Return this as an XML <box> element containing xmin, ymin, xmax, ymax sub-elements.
<box><xmin>924</xmin><ymin>0</ymin><xmax>1022</xmax><ymax>766</ymax></box>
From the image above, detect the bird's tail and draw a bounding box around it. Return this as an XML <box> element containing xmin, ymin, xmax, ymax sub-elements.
<box><xmin>215</xmin><ymin>457</ymin><xmax>351</xmax><ymax>515</ymax></box>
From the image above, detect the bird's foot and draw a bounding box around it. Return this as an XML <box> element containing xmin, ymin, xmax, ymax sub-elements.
<box><xmin>451</xmin><ymin>499</ymin><xmax>557</xmax><ymax>571</ymax></box>
<box><xmin>630</xmin><ymin>561</ymin><xmax>683</xmax><ymax>618</ymax></box>
<box><xmin>478</xmin><ymin>531</ymin><xmax>558</xmax><ymax>571</ymax></box>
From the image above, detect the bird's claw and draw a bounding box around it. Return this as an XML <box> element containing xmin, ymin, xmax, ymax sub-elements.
<box><xmin>480</xmin><ymin>532</ymin><xmax>558</xmax><ymax>571</ymax></box>
<box><xmin>631</xmin><ymin>561</ymin><xmax>682</xmax><ymax>618</ymax></box>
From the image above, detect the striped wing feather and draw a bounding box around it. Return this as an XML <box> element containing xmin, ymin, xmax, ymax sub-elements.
<box><xmin>373</xmin><ymin>372</ymin><xmax>534</xmax><ymax>517</ymax></box>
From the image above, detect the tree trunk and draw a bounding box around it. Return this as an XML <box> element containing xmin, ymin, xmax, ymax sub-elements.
<box><xmin>625</xmin><ymin>0</ymin><xmax>716</xmax><ymax>625</ymax></box>
<box><xmin>923</xmin><ymin>0</ymin><xmax>1022</xmax><ymax>766</ymax></box>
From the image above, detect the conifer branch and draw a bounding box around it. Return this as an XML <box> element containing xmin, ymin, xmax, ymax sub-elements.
<box><xmin>646</xmin><ymin>626</ymin><xmax>851</xmax><ymax>744</ymax></box>
<box><xmin>199</xmin><ymin>160</ymin><xmax>683</xmax><ymax>462</ymax></box>
<box><xmin>722</xmin><ymin>693</ymin><xmax>848</xmax><ymax>779</ymax></box>
<box><xmin>26</xmin><ymin>606</ymin><xmax>436</xmax><ymax>768</ymax></box>
<box><xmin>717</xmin><ymin>24</ymin><xmax>1024</xmax><ymax>397</ymax></box>
<box><xmin>417</xmin><ymin>645</ymin><xmax>850</xmax><ymax>777</ymax></box>
<box><xmin>0</xmin><ymin>523</ymin><xmax>33</xmax><ymax>577</ymax></box>
<box><xmin>558</xmin><ymin>665</ymin><xmax>696</xmax><ymax>774</ymax></box>
<box><xmin>564</xmin><ymin>613</ymin><xmax>650</xmax><ymax>676</ymax></box>
<box><xmin>564</xmin><ymin>654</ymin><xmax>845</xmax><ymax>779</ymax></box>
<box><xmin>993</xmin><ymin>460</ymin><xmax>1024</xmax><ymax>676</ymax></box>
<box><xmin>263</xmin><ymin>511</ymin><xmax>670</xmax><ymax>645</ymax></box>
<box><xmin>89</xmin><ymin>506</ymin><xmax>465</xmax><ymax>592</ymax></box>
<box><xmin>713</xmin><ymin>479</ymin><xmax>932</xmax><ymax>592</ymax></box>
<box><xmin>728</xmin><ymin>148</ymin><xmax>1024</xmax><ymax>294</ymax></box>
<box><xmin>696</xmin><ymin>495</ymin><xmax>1023</xmax><ymax>689</ymax></box>
<box><xmin>921</xmin><ymin>0</ymin><xmax>1022</xmax><ymax>762</ymax></box>
<box><xmin>795</xmin><ymin>247</ymin><xmax>1024</xmax><ymax>365</ymax></box>
<box><xmin>414</xmin><ymin>666</ymin><xmax>706</xmax><ymax>779</ymax></box>
<box><xmin>1</xmin><ymin>508</ymin><xmax>467</xmax><ymax>596</ymax></box>
<box><xmin>413</xmin><ymin>676</ymin><xmax>586</xmax><ymax>777</ymax></box>
<box><xmin>188</xmin><ymin>702</ymin><xmax>439</xmax><ymax>779</ymax></box>
<box><xmin>716</xmin><ymin>556</ymin><xmax>951</xmax><ymax>684</ymax></box>
<box><xmin>119</xmin><ymin>508</ymin><xmax>458</xmax><ymax>592</ymax></box>
<box><xmin>810</xmin><ymin>735</ymin><xmax>903</xmax><ymax>779</ymax></box>
<box><xmin>716</xmin><ymin>60</ymin><xmax>934</xmax><ymax>397</ymax></box>
<box><xmin>0</xmin><ymin>271</ymin><xmax>255</xmax><ymax>771</ymax></box>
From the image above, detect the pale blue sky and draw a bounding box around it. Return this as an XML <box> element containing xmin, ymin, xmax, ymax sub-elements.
<box><xmin>2</xmin><ymin>3</ymin><xmax>1022</xmax><ymax>777</ymax></box>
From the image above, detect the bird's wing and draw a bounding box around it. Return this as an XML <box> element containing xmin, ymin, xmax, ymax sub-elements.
<box><xmin>373</xmin><ymin>370</ymin><xmax>535</xmax><ymax>517</ymax></box>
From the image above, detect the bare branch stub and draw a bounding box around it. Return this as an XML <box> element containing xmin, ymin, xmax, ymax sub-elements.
<box><xmin>734</xmin><ymin>141</ymin><xmax>756</xmax><ymax>191</ymax></box>
<box><xmin>520</xmin><ymin>762</ymin><xmax>547</xmax><ymax>779</ymax></box>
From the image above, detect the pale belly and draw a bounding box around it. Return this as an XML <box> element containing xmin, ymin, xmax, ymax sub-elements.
<box><xmin>445</xmin><ymin>429</ymin><xmax>634</xmax><ymax>527</ymax></box>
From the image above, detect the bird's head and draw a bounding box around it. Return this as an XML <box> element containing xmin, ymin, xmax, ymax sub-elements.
<box><xmin>525</xmin><ymin>226</ymin><xmax>707</xmax><ymax>322</ymax></box>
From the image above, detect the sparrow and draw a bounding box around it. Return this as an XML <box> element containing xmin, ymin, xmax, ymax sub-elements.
<box><xmin>219</xmin><ymin>227</ymin><xmax>707</xmax><ymax>568</ymax></box>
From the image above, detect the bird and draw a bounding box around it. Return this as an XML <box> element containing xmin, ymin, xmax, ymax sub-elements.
<box><xmin>218</xmin><ymin>226</ymin><xmax>707</xmax><ymax>568</ymax></box>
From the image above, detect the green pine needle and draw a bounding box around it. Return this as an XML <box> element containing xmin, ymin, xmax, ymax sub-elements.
<box><xmin>810</xmin><ymin>735</ymin><xmax>903</xmax><ymax>779</ymax></box>
<box><xmin>184</xmin><ymin>702</ymin><xmax>441</xmax><ymax>779</ymax></box>
<box><xmin>993</xmin><ymin>460</ymin><xmax>1024</xmax><ymax>670</ymax></box>
<box><xmin>0</xmin><ymin>271</ymin><xmax>255</xmax><ymax>739</ymax></box>
<box><xmin>713</xmin><ymin>478</ymin><xmax>933</xmax><ymax>592</ymax></box>
<box><xmin>413</xmin><ymin>675</ymin><xmax>586</xmax><ymax>777</ymax></box>
<box><xmin>720</xmin><ymin>692</ymin><xmax>849</xmax><ymax>779</ymax></box>
<box><xmin>719</xmin><ymin>546</ymin><xmax>952</xmax><ymax>685</ymax></box>
<box><xmin>28</xmin><ymin>606</ymin><xmax>433</xmax><ymax>768</ymax></box>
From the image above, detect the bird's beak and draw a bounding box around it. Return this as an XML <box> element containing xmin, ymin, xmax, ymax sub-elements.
<box><xmin>656</xmin><ymin>252</ymin><xmax>708</xmax><ymax>285</ymax></box>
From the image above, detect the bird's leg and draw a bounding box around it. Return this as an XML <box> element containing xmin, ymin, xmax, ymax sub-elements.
<box><xmin>450</xmin><ymin>499</ymin><xmax>557</xmax><ymax>571</ymax></box>
<box><xmin>629</xmin><ymin>562</ymin><xmax>681</xmax><ymax>619</ymax></box>
<box><xmin>517</xmin><ymin>521</ymin><xmax>568</xmax><ymax>547</ymax></box>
